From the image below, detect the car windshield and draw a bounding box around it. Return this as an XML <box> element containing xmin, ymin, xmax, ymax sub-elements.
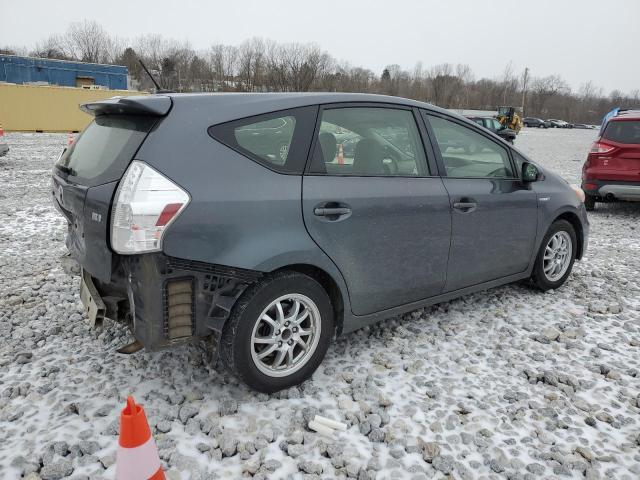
<box><xmin>490</xmin><ymin>119</ymin><xmax>502</xmax><ymax>130</ymax></box>
<box><xmin>603</xmin><ymin>121</ymin><xmax>640</xmax><ymax>144</ymax></box>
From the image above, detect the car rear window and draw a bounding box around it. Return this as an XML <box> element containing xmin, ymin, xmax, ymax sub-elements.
<box><xmin>56</xmin><ymin>115</ymin><xmax>155</xmax><ymax>185</ymax></box>
<box><xmin>602</xmin><ymin>120</ymin><xmax>640</xmax><ymax>144</ymax></box>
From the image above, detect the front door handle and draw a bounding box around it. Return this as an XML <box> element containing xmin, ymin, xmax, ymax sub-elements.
<box><xmin>314</xmin><ymin>207</ymin><xmax>351</xmax><ymax>216</ymax></box>
<box><xmin>453</xmin><ymin>201</ymin><xmax>477</xmax><ymax>213</ymax></box>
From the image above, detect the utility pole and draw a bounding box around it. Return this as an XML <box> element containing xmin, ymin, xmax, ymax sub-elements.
<box><xmin>521</xmin><ymin>67</ymin><xmax>530</xmax><ymax>116</ymax></box>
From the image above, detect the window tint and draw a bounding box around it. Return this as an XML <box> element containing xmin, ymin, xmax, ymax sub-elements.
<box><xmin>208</xmin><ymin>106</ymin><xmax>316</xmax><ymax>174</ymax></box>
<box><xmin>56</xmin><ymin>115</ymin><xmax>155</xmax><ymax>184</ymax></box>
<box><xmin>310</xmin><ymin>107</ymin><xmax>426</xmax><ymax>176</ymax></box>
<box><xmin>603</xmin><ymin>121</ymin><xmax>640</xmax><ymax>144</ymax></box>
<box><xmin>427</xmin><ymin>115</ymin><xmax>514</xmax><ymax>178</ymax></box>
<box><xmin>233</xmin><ymin>115</ymin><xmax>295</xmax><ymax>166</ymax></box>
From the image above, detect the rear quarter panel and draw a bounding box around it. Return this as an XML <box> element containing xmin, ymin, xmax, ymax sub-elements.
<box><xmin>134</xmin><ymin>98</ymin><xmax>351</xmax><ymax>303</ymax></box>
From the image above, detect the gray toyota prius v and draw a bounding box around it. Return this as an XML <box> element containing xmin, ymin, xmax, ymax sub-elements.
<box><xmin>52</xmin><ymin>93</ymin><xmax>589</xmax><ymax>392</ymax></box>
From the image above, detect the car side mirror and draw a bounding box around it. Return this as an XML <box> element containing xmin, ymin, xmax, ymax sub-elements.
<box><xmin>522</xmin><ymin>162</ymin><xmax>540</xmax><ymax>182</ymax></box>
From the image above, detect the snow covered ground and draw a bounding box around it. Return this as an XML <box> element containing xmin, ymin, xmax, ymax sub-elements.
<box><xmin>1</xmin><ymin>128</ymin><xmax>639</xmax><ymax>480</ymax></box>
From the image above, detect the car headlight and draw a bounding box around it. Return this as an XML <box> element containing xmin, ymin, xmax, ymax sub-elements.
<box><xmin>571</xmin><ymin>185</ymin><xmax>585</xmax><ymax>203</ymax></box>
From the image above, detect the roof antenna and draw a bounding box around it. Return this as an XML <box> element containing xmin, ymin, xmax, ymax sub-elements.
<box><xmin>138</xmin><ymin>59</ymin><xmax>174</xmax><ymax>94</ymax></box>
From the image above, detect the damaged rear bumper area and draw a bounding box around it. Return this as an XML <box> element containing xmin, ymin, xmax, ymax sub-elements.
<box><xmin>76</xmin><ymin>253</ymin><xmax>262</xmax><ymax>351</ymax></box>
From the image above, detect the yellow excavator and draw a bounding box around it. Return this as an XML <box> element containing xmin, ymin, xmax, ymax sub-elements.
<box><xmin>496</xmin><ymin>106</ymin><xmax>523</xmax><ymax>134</ymax></box>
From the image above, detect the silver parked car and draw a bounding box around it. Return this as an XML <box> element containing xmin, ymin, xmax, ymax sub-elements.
<box><xmin>51</xmin><ymin>93</ymin><xmax>589</xmax><ymax>392</ymax></box>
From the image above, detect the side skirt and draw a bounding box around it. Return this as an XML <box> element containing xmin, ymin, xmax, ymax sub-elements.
<box><xmin>341</xmin><ymin>271</ymin><xmax>532</xmax><ymax>334</ymax></box>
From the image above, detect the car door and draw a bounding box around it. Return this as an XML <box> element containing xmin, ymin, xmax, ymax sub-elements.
<box><xmin>423</xmin><ymin>112</ymin><xmax>538</xmax><ymax>292</ymax></box>
<box><xmin>302</xmin><ymin>105</ymin><xmax>451</xmax><ymax>316</ymax></box>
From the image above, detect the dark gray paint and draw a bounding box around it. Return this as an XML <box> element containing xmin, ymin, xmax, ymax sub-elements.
<box><xmin>440</xmin><ymin>178</ymin><xmax>538</xmax><ymax>291</ymax></box>
<box><xmin>302</xmin><ymin>176</ymin><xmax>451</xmax><ymax>315</ymax></box>
<box><xmin>51</xmin><ymin>175</ymin><xmax>116</xmax><ymax>282</ymax></box>
<box><xmin>73</xmin><ymin>92</ymin><xmax>589</xmax><ymax>336</ymax></box>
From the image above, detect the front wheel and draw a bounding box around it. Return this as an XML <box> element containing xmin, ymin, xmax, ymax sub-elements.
<box><xmin>531</xmin><ymin>220</ymin><xmax>577</xmax><ymax>291</ymax></box>
<box><xmin>220</xmin><ymin>271</ymin><xmax>334</xmax><ymax>393</ymax></box>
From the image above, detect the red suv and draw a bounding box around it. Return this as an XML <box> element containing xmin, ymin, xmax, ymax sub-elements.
<box><xmin>582</xmin><ymin>109</ymin><xmax>640</xmax><ymax>210</ymax></box>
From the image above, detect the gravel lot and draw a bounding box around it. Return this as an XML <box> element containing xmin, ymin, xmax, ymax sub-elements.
<box><xmin>1</xmin><ymin>128</ymin><xmax>639</xmax><ymax>480</ymax></box>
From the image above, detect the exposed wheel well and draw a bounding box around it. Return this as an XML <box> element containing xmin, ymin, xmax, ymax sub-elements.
<box><xmin>273</xmin><ymin>264</ymin><xmax>345</xmax><ymax>337</ymax></box>
<box><xmin>554</xmin><ymin>212</ymin><xmax>584</xmax><ymax>259</ymax></box>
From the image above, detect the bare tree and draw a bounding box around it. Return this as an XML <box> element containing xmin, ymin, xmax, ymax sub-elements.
<box><xmin>15</xmin><ymin>20</ymin><xmax>639</xmax><ymax>123</ymax></box>
<box><xmin>210</xmin><ymin>44</ymin><xmax>238</xmax><ymax>90</ymax></box>
<box><xmin>428</xmin><ymin>63</ymin><xmax>465</xmax><ymax>108</ymax></box>
<box><xmin>238</xmin><ymin>38</ymin><xmax>265</xmax><ymax>91</ymax></box>
<box><xmin>31</xmin><ymin>34</ymin><xmax>72</xmax><ymax>60</ymax></box>
<box><xmin>528</xmin><ymin>75</ymin><xmax>570</xmax><ymax>116</ymax></box>
<box><xmin>65</xmin><ymin>20</ymin><xmax>112</xmax><ymax>63</ymax></box>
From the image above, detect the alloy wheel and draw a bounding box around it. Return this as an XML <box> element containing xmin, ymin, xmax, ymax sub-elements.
<box><xmin>543</xmin><ymin>231</ymin><xmax>573</xmax><ymax>282</ymax></box>
<box><xmin>250</xmin><ymin>294</ymin><xmax>321</xmax><ymax>377</ymax></box>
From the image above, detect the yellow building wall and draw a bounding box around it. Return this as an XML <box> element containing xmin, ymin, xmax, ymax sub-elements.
<box><xmin>0</xmin><ymin>83</ymin><xmax>147</xmax><ymax>132</ymax></box>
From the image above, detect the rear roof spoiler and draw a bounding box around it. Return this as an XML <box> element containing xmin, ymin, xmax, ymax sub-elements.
<box><xmin>80</xmin><ymin>95</ymin><xmax>172</xmax><ymax>117</ymax></box>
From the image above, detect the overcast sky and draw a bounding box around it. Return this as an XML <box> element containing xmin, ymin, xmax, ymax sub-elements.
<box><xmin>3</xmin><ymin>0</ymin><xmax>639</xmax><ymax>94</ymax></box>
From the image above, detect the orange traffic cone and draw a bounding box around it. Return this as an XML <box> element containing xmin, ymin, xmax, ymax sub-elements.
<box><xmin>337</xmin><ymin>143</ymin><xmax>344</xmax><ymax>165</ymax></box>
<box><xmin>116</xmin><ymin>396</ymin><xmax>165</xmax><ymax>480</ymax></box>
<box><xmin>67</xmin><ymin>132</ymin><xmax>74</xmax><ymax>146</ymax></box>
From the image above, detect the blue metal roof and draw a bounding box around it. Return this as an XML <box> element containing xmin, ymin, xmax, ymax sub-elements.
<box><xmin>0</xmin><ymin>55</ymin><xmax>128</xmax><ymax>90</ymax></box>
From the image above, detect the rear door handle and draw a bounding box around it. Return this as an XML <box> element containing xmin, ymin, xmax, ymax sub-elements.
<box><xmin>314</xmin><ymin>207</ymin><xmax>351</xmax><ymax>216</ymax></box>
<box><xmin>453</xmin><ymin>201</ymin><xmax>477</xmax><ymax>213</ymax></box>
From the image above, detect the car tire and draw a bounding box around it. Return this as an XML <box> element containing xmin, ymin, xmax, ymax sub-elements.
<box><xmin>584</xmin><ymin>195</ymin><xmax>596</xmax><ymax>211</ymax></box>
<box><xmin>531</xmin><ymin>220</ymin><xmax>577</xmax><ymax>291</ymax></box>
<box><xmin>220</xmin><ymin>271</ymin><xmax>334</xmax><ymax>393</ymax></box>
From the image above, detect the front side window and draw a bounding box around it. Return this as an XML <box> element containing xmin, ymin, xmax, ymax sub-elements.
<box><xmin>426</xmin><ymin>115</ymin><xmax>514</xmax><ymax>178</ymax></box>
<box><xmin>310</xmin><ymin>107</ymin><xmax>426</xmax><ymax>176</ymax></box>
<box><xmin>208</xmin><ymin>106</ymin><xmax>316</xmax><ymax>174</ymax></box>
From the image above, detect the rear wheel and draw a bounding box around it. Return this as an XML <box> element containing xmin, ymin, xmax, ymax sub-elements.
<box><xmin>584</xmin><ymin>195</ymin><xmax>596</xmax><ymax>211</ymax></box>
<box><xmin>220</xmin><ymin>271</ymin><xmax>333</xmax><ymax>393</ymax></box>
<box><xmin>531</xmin><ymin>220</ymin><xmax>577</xmax><ymax>291</ymax></box>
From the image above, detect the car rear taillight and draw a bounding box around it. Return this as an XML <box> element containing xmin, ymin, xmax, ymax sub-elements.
<box><xmin>589</xmin><ymin>141</ymin><xmax>615</xmax><ymax>154</ymax></box>
<box><xmin>111</xmin><ymin>161</ymin><xmax>190</xmax><ymax>254</ymax></box>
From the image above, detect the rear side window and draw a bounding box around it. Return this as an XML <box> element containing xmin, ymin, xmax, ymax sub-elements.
<box><xmin>56</xmin><ymin>115</ymin><xmax>155</xmax><ymax>185</ymax></box>
<box><xmin>309</xmin><ymin>107</ymin><xmax>427</xmax><ymax>176</ymax></box>
<box><xmin>209</xmin><ymin>106</ymin><xmax>318</xmax><ymax>174</ymax></box>
<box><xmin>603</xmin><ymin>121</ymin><xmax>640</xmax><ymax>144</ymax></box>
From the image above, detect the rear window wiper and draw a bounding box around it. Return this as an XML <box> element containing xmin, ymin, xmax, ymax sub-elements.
<box><xmin>56</xmin><ymin>164</ymin><xmax>76</xmax><ymax>176</ymax></box>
